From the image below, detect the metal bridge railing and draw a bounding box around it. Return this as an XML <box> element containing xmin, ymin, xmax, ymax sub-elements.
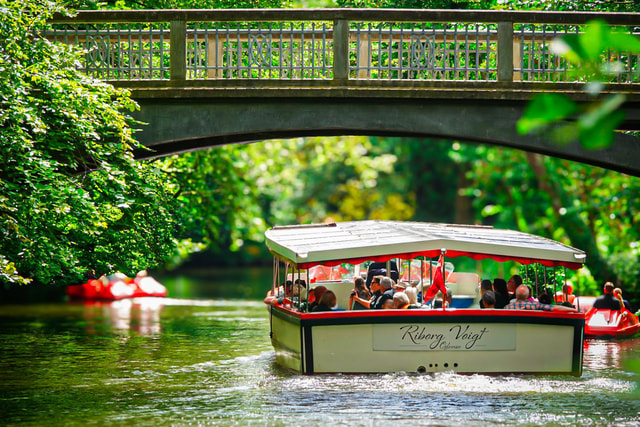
<box><xmin>46</xmin><ymin>9</ymin><xmax>640</xmax><ymax>85</ymax></box>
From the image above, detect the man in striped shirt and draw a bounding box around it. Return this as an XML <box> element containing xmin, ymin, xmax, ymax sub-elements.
<box><xmin>505</xmin><ymin>285</ymin><xmax>578</xmax><ymax>312</ymax></box>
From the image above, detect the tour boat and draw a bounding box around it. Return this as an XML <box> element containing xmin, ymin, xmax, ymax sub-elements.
<box><xmin>264</xmin><ymin>221</ymin><xmax>587</xmax><ymax>376</ymax></box>
<box><xmin>66</xmin><ymin>272</ymin><xmax>167</xmax><ymax>301</ymax></box>
<box><xmin>584</xmin><ymin>308</ymin><xmax>640</xmax><ymax>338</ymax></box>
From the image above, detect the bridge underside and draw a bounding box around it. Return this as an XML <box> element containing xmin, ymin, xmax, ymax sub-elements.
<box><xmin>131</xmin><ymin>95</ymin><xmax>640</xmax><ymax>177</ymax></box>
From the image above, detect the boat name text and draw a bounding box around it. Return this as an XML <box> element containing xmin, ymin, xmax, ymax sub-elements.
<box><xmin>372</xmin><ymin>323</ymin><xmax>516</xmax><ymax>351</ymax></box>
<box><xmin>400</xmin><ymin>324</ymin><xmax>488</xmax><ymax>350</ymax></box>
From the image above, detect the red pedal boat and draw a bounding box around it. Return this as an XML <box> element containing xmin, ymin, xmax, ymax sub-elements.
<box><xmin>67</xmin><ymin>271</ymin><xmax>167</xmax><ymax>301</ymax></box>
<box><xmin>584</xmin><ymin>308</ymin><xmax>640</xmax><ymax>338</ymax></box>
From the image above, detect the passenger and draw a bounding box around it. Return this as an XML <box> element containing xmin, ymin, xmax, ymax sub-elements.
<box><xmin>372</xmin><ymin>277</ymin><xmax>395</xmax><ymax>309</ymax></box>
<box><xmin>394</xmin><ymin>281</ymin><xmax>409</xmax><ymax>292</ymax></box>
<box><xmin>349</xmin><ymin>277</ymin><xmax>371</xmax><ymax>310</ymax></box>
<box><xmin>481</xmin><ymin>290</ymin><xmax>496</xmax><ymax>309</ymax></box>
<box><xmin>505</xmin><ymin>285</ymin><xmax>578</xmax><ymax>312</ymax></box>
<box><xmin>538</xmin><ymin>292</ymin><xmax>552</xmax><ymax>305</ymax></box>
<box><xmin>308</xmin><ymin>286</ymin><xmax>327</xmax><ymax>312</ymax></box>
<box><xmin>393</xmin><ymin>292</ymin><xmax>411</xmax><ymax>309</ymax></box>
<box><xmin>613</xmin><ymin>287</ymin><xmax>632</xmax><ymax>311</ymax></box>
<box><xmin>557</xmin><ymin>284</ymin><xmax>576</xmax><ymax>308</ymax></box>
<box><xmin>433</xmin><ymin>287</ymin><xmax>452</xmax><ymax>309</ymax></box>
<box><xmin>526</xmin><ymin>285</ymin><xmax>536</xmax><ymax>302</ymax></box>
<box><xmin>507</xmin><ymin>275</ymin><xmax>522</xmax><ymax>300</ymax></box>
<box><xmin>263</xmin><ymin>280</ymin><xmax>291</xmax><ymax>306</ymax></box>
<box><xmin>292</xmin><ymin>282</ymin><xmax>306</xmax><ymax>299</ymax></box>
<box><xmin>555</xmin><ymin>283</ymin><xmax>576</xmax><ymax>306</ymax></box>
<box><xmin>492</xmin><ymin>278</ymin><xmax>511</xmax><ymax>309</ymax></box>
<box><xmin>351</xmin><ymin>276</ymin><xmax>382</xmax><ymax>309</ymax></box>
<box><xmin>381</xmin><ymin>299</ymin><xmax>395</xmax><ymax>309</ymax></box>
<box><xmin>591</xmin><ymin>282</ymin><xmax>622</xmax><ymax>311</ymax></box>
<box><xmin>404</xmin><ymin>286</ymin><xmax>421</xmax><ymax>308</ymax></box>
<box><xmin>312</xmin><ymin>290</ymin><xmax>337</xmax><ymax>312</ymax></box>
<box><xmin>479</xmin><ymin>279</ymin><xmax>493</xmax><ymax>308</ymax></box>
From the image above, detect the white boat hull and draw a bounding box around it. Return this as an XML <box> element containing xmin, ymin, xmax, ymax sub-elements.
<box><xmin>269</xmin><ymin>306</ymin><xmax>584</xmax><ymax>376</ymax></box>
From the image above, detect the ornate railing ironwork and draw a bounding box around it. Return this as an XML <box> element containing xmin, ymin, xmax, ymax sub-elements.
<box><xmin>46</xmin><ymin>9</ymin><xmax>640</xmax><ymax>84</ymax></box>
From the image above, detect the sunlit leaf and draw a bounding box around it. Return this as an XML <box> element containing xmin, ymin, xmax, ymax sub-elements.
<box><xmin>548</xmin><ymin>123</ymin><xmax>579</xmax><ymax>146</ymax></box>
<box><xmin>553</xmin><ymin>34</ymin><xmax>584</xmax><ymax>65</ymax></box>
<box><xmin>606</xmin><ymin>31</ymin><xmax>640</xmax><ymax>54</ymax></box>
<box><xmin>578</xmin><ymin>94</ymin><xmax>626</xmax><ymax>130</ymax></box>
<box><xmin>517</xmin><ymin>93</ymin><xmax>578</xmax><ymax>134</ymax></box>
<box><xmin>578</xmin><ymin>110</ymin><xmax>626</xmax><ymax>150</ymax></box>
<box><xmin>581</xmin><ymin>20</ymin><xmax>608</xmax><ymax>62</ymax></box>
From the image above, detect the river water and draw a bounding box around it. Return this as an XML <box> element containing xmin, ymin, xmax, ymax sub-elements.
<box><xmin>1</xmin><ymin>269</ymin><xmax>639</xmax><ymax>426</ymax></box>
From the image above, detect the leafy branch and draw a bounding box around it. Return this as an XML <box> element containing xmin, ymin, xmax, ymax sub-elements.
<box><xmin>517</xmin><ymin>20</ymin><xmax>640</xmax><ymax>149</ymax></box>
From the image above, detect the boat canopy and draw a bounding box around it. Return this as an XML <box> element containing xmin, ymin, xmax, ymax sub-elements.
<box><xmin>265</xmin><ymin>221</ymin><xmax>587</xmax><ymax>270</ymax></box>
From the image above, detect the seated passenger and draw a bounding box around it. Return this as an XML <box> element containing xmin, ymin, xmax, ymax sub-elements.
<box><xmin>349</xmin><ymin>277</ymin><xmax>371</xmax><ymax>310</ymax></box>
<box><xmin>614</xmin><ymin>287</ymin><xmax>632</xmax><ymax>311</ymax></box>
<box><xmin>404</xmin><ymin>286</ymin><xmax>421</xmax><ymax>308</ymax></box>
<box><xmin>372</xmin><ymin>277</ymin><xmax>395</xmax><ymax>309</ymax></box>
<box><xmin>263</xmin><ymin>280</ymin><xmax>292</xmax><ymax>306</ymax></box>
<box><xmin>433</xmin><ymin>287</ymin><xmax>452</xmax><ymax>309</ymax></box>
<box><xmin>381</xmin><ymin>299</ymin><xmax>395</xmax><ymax>309</ymax></box>
<box><xmin>393</xmin><ymin>292</ymin><xmax>411</xmax><ymax>309</ymax></box>
<box><xmin>479</xmin><ymin>279</ymin><xmax>493</xmax><ymax>308</ymax></box>
<box><xmin>557</xmin><ymin>285</ymin><xmax>576</xmax><ymax>308</ymax></box>
<box><xmin>526</xmin><ymin>285</ymin><xmax>536</xmax><ymax>302</ymax></box>
<box><xmin>538</xmin><ymin>292</ymin><xmax>552</xmax><ymax>305</ymax></box>
<box><xmin>591</xmin><ymin>282</ymin><xmax>622</xmax><ymax>311</ymax></box>
<box><xmin>394</xmin><ymin>281</ymin><xmax>409</xmax><ymax>292</ymax></box>
<box><xmin>481</xmin><ymin>290</ymin><xmax>496</xmax><ymax>309</ymax></box>
<box><xmin>308</xmin><ymin>286</ymin><xmax>327</xmax><ymax>312</ymax></box>
<box><xmin>505</xmin><ymin>285</ymin><xmax>577</xmax><ymax>312</ymax></box>
<box><xmin>492</xmin><ymin>278</ymin><xmax>510</xmax><ymax>309</ymax></box>
<box><xmin>555</xmin><ymin>284</ymin><xmax>576</xmax><ymax>306</ymax></box>
<box><xmin>351</xmin><ymin>276</ymin><xmax>382</xmax><ymax>309</ymax></box>
<box><xmin>312</xmin><ymin>290</ymin><xmax>337</xmax><ymax>312</ymax></box>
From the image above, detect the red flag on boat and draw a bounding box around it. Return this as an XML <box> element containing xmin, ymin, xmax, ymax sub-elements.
<box><xmin>424</xmin><ymin>253</ymin><xmax>447</xmax><ymax>302</ymax></box>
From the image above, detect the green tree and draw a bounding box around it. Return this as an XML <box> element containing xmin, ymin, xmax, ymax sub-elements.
<box><xmin>0</xmin><ymin>0</ymin><xmax>181</xmax><ymax>286</ymax></box>
<box><xmin>240</xmin><ymin>136</ymin><xmax>415</xmax><ymax>225</ymax></box>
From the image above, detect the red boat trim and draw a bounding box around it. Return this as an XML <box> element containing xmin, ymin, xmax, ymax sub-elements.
<box><xmin>272</xmin><ymin>305</ymin><xmax>584</xmax><ymax>323</ymax></box>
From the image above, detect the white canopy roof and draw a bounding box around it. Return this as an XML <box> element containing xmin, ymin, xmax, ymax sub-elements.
<box><xmin>265</xmin><ymin>221</ymin><xmax>586</xmax><ymax>269</ymax></box>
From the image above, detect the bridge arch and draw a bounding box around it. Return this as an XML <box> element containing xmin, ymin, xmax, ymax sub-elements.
<box><xmin>132</xmin><ymin>95</ymin><xmax>640</xmax><ymax>177</ymax></box>
<box><xmin>48</xmin><ymin>9</ymin><xmax>640</xmax><ymax>176</ymax></box>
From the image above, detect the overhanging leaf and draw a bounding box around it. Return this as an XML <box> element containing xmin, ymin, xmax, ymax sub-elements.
<box><xmin>606</xmin><ymin>32</ymin><xmax>640</xmax><ymax>54</ymax></box>
<box><xmin>578</xmin><ymin>109</ymin><xmax>626</xmax><ymax>150</ymax></box>
<box><xmin>580</xmin><ymin>20</ymin><xmax>608</xmax><ymax>62</ymax></box>
<box><xmin>517</xmin><ymin>93</ymin><xmax>578</xmax><ymax>134</ymax></box>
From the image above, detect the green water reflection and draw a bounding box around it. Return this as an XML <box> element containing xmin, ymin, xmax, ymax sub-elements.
<box><xmin>0</xmin><ymin>269</ymin><xmax>639</xmax><ymax>426</ymax></box>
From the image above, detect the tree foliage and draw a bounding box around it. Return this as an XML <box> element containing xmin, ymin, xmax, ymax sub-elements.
<box><xmin>518</xmin><ymin>20</ymin><xmax>640</xmax><ymax>149</ymax></box>
<box><xmin>0</xmin><ymin>0</ymin><xmax>182</xmax><ymax>285</ymax></box>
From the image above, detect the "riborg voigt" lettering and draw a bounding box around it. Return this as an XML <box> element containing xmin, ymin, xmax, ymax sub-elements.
<box><xmin>399</xmin><ymin>324</ymin><xmax>489</xmax><ymax>350</ymax></box>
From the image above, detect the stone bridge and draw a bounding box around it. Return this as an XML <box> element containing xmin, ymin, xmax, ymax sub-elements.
<box><xmin>49</xmin><ymin>9</ymin><xmax>640</xmax><ymax>176</ymax></box>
